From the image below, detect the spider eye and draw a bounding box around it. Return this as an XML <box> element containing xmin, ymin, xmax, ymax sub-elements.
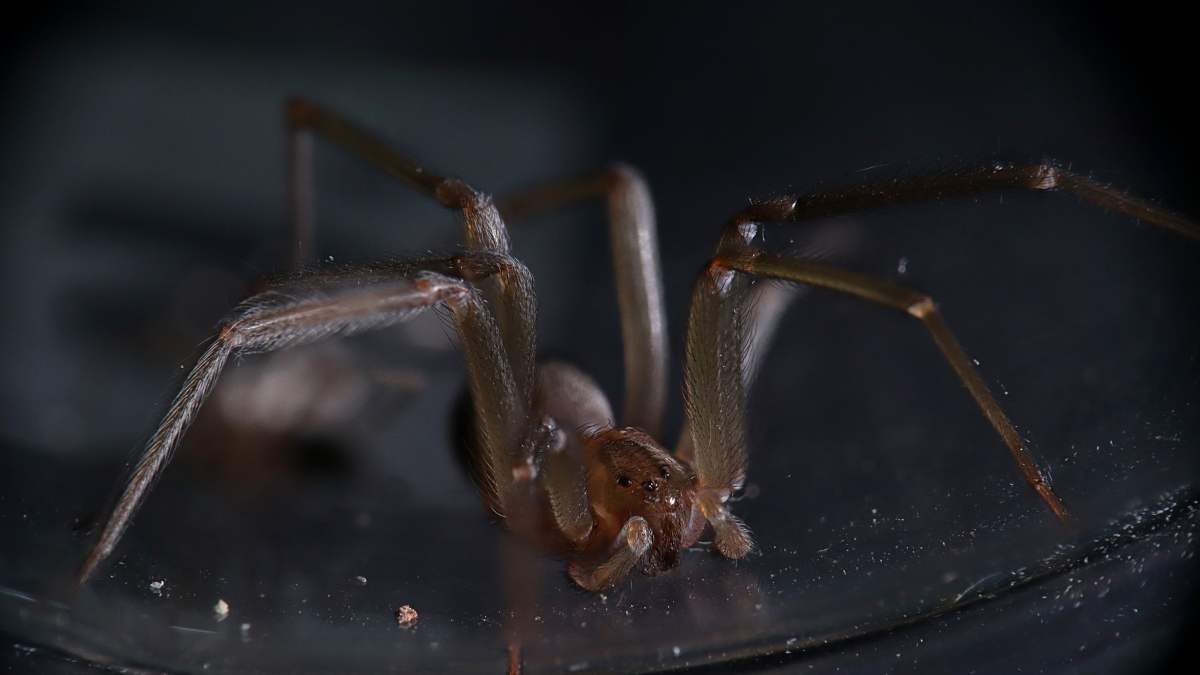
<box><xmin>616</xmin><ymin>475</ymin><xmax>632</xmax><ymax>488</ymax></box>
<box><xmin>659</xmin><ymin>465</ymin><xmax>671</xmax><ymax>479</ymax></box>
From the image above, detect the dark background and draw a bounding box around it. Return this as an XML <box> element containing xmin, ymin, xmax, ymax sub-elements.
<box><xmin>1</xmin><ymin>2</ymin><xmax>1197</xmax><ymax>673</ymax></box>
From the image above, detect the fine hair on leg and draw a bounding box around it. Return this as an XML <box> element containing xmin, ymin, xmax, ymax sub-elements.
<box><xmin>79</xmin><ymin>253</ymin><xmax>535</xmax><ymax>583</ymax></box>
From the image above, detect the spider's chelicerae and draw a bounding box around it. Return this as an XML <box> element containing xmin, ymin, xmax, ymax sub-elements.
<box><xmin>79</xmin><ymin>99</ymin><xmax>1199</xmax><ymax>591</ymax></box>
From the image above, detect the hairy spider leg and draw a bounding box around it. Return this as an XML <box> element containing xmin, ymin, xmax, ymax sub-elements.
<box><xmin>681</xmin><ymin>262</ymin><xmax>757</xmax><ymax>558</ymax></box>
<box><xmin>285</xmin><ymin>98</ymin><xmax>532</xmax><ymax>405</ymax></box>
<box><xmin>288</xmin><ymin>98</ymin><xmax>669</xmax><ymax>437</ymax></box>
<box><xmin>287</xmin><ymin>98</ymin><xmax>511</xmax><ymax>258</ymax></box>
<box><xmin>679</xmin><ymin>163</ymin><xmax>1200</xmax><ymax>551</ymax></box>
<box><xmin>500</xmin><ymin>168</ymin><xmax>668</xmax><ymax>436</ymax></box>
<box><xmin>715</xmin><ymin>163</ymin><xmax>1200</xmax><ymax>253</ymax></box>
<box><xmin>692</xmin><ymin>162</ymin><xmax>1200</xmax><ymax>434</ymax></box>
<box><xmin>675</xmin><ymin>222</ymin><xmax>848</xmax><ymax>464</ymax></box>
<box><xmin>78</xmin><ymin>254</ymin><xmax>532</xmax><ymax>583</ymax></box>
<box><xmin>729</xmin><ymin>251</ymin><xmax>1072</xmax><ymax>517</ymax></box>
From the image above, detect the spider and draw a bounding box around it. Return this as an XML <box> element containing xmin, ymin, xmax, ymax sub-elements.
<box><xmin>77</xmin><ymin>98</ymin><xmax>1199</xmax><ymax>592</ymax></box>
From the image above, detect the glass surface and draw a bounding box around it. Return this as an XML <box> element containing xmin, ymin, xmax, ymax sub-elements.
<box><xmin>2</xmin><ymin>10</ymin><xmax>1197</xmax><ymax>674</ymax></box>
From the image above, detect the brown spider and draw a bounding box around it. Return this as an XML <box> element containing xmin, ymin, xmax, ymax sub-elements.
<box><xmin>77</xmin><ymin>98</ymin><xmax>1199</xmax><ymax>592</ymax></box>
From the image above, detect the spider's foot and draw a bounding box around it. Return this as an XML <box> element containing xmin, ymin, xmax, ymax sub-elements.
<box><xmin>711</xmin><ymin>511</ymin><xmax>753</xmax><ymax>559</ymax></box>
<box><xmin>697</xmin><ymin>490</ymin><xmax>754</xmax><ymax>559</ymax></box>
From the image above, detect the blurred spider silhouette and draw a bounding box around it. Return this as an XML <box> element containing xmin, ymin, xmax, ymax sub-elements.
<box><xmin>77</xmin><ymin>99</ymin><xmax>1199</xmax><ymax>591</ymax></box>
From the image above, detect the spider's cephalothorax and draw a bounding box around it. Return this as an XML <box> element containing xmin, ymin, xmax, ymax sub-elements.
<box><xmin>499</xmin><ymin>358</ymin><xmax>752</xmax><ymax>591</ymax></box>
<box><xmin>581</xmin><ymin>427</ymin><xmax>704</xmax><ymax>575</ymax></box>
<box><xmin>79</xmin><ymin>98</ymin><xmax>1197</xmax><ymax>592</ymax></box>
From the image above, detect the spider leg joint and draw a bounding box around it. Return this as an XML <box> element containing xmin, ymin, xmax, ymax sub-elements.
<box><xmin>727</xmin><ymin>197</ymin><xmax>799</xmax><ymax>248</ymax></box>
<box><xmin>433</xmin><ymin>178</ymin><xmax>482</xmax><ymax>209</ymax></box>
<box><xmin>906</xmin><ymin>296</ymin><xmax>936</xmax><ymax>319</ymax></box>
<box><xmin>284</xmin><ymin>97</ymin><xmax>318</xmax><ymax>128</ymax></box>
<box><xmin>704</xmin><ymin>260</ymin><xmax>737</xmax><ymax>295</ymax></box>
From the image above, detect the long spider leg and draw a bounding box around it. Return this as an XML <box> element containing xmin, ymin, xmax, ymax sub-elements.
<box><xmin>680</xmin><ymin>261</ymin><xmax>755</xmax><ymax>558</ymax></box>
<box><xmin>286</xmin><ymin>98</ymin><xmax>512</xmax><ymax>258</ymax></box>
<box><xmin>713</xmin><ymin>250</ymin><xmax>1073</xmax><ymax>523</ymax></box>
<box><xmin>567</xmin><ymin>516</ymin><xmax>652</xmax><ymax>591</ymax></box>
<box><xmin>283</xmin><ymin>99</ymin><xmax>535</xmax><ymax>407</ymax></box>
<box><xmin>498</xmin><ymin>167</ymin><xmax>668</xmax><ymax>436</ymax></box>
<box><xmin>79</xmin><ymin>255</ymin><xmax>531</xmax><ymax>584</ymax></box>
<box><xmin>677</xmin><ymin>220</ymin><xmax>858</xmax><ymax>463</ymax></box>
<box><xmin>676</xmin><ymin>279</ymin><xmax>801</xmax><ymax>465</ymax></box>
<box><xmin>678</xmin><ymin>164</ymin><xmax>1198</xmax><ymax>540</ymax></box>
<box><xmin>715</xmin><ymin>162</ymin><xmax>1199</xmax><ymax>256</ymax></box>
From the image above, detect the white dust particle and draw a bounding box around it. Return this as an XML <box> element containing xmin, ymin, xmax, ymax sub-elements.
<box><xmin>395</xmin><ymin>605</ymin><xmax>419</xmax><ymax>629</ymax></box>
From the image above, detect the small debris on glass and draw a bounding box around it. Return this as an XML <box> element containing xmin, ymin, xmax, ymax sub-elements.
<box><xmin>394</xmin><ymin>604</ymin><xmax>419</xmax><ymax>629</ymax></box>
<box><xmin>148</xmin><ymin>579</ymin><xmax>165</xmax><ymax>595</ymax></box>
<box><xmin>353</xmin><ymin>575</ymin><xmax>368</xmax><ymax>586</ymax></box>
<box><xmin>213</xmin><ymin>598</ymin><xmax>230</xmax><ymax>621</ymax></box>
